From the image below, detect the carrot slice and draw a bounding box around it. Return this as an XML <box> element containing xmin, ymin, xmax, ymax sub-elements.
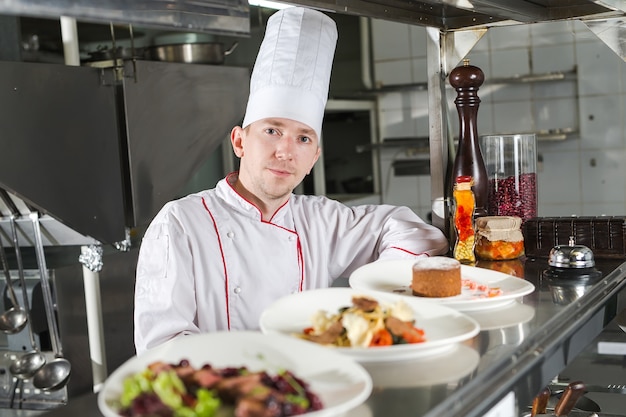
<box><xmin>370</xmin><ymin>328</ymin><xmax>393</xmax><ymax>346</ymax></box>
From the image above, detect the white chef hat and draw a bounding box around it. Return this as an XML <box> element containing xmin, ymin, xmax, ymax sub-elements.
<box><xmin>242</xmin><ymin>7</ymin><xmax>338</xmax><ymax>139</ymax></box>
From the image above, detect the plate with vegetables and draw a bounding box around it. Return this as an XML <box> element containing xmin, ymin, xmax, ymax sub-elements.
<box><xmin>259</xmin><ymin>288</ymin><xmax>480</xmax><ymax>362</ymax></box>
<box><xmin>98</xmin><ymin>331</ymin><xmax>372</xmax><ymax>417</ymax></box>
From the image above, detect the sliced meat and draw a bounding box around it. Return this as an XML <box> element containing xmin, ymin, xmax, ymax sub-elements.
<box><xmin>147</xmin><ymin>361</ymin><xmax>173</xmax><ymax>375</ymax></box>
<box><xmin>174</xmin><ymin>363</ymin><xmax>196</xmax><ymax>381</ymax></box>
<box><xmin>352</xmin><ymin>296</ymin><xmax>379</xmax><ymax>312</ymax></box>
<box><xmin>303</xmin><ymin>321</ymin><xmax>344</xmax><ymax>345</ymax></box>
<box><xmin>193</xmin><ymin>367</ymin><xmax>222</xmax><ymax>388</ymax></box>
<box><xmin>384</xmin><ymin>316</ymin><xmax>415</xmax><ymax>336</ymax></box>
<box><xmin>235</xmin><ymin>396</ymin><xmax>281</xmax><ymax>417</ymax></box>
<box><xmin>216</xmin><ymin>373</ymin><xmax>265</xmax><ymax>403</ymax></box>
<box><xmin>385</xmin><ymin>316</ymin><xmax>425</xmax><ymax>343</ymax></box>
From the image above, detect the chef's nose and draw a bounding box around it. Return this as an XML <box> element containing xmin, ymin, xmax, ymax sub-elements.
<box><xmin>275</xmin><ymin>137</ymin><xmax>294</xmax><ymax>160</ymax></box>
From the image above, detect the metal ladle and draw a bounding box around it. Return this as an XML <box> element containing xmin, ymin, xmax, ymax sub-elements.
<box><xmin>0</xmin><ymin>234</ymin><xmax>28</xmax><ymax>334</ymax></box>
<box><xmin>6</xmin><ymin>214</ymin><xmax>47</xmax><ymax>379</ymax></box>
<box><xmin>30</xmin><ymin>212</ymin><xmax>71</xmax><ymax>391</ymax></box>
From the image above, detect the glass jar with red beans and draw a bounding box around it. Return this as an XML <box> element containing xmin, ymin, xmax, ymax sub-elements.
<box><xmin>480</xmin><ymin>133</ymin><xmax>537</xmax><ymax>223</ymax></box>
<box><xmin>475</xmin><ymin>216</ymin><xmax>524</xmax><ymax>260</ymax></box>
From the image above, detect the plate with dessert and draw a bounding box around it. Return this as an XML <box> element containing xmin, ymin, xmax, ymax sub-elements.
<box><xmin>98</xmin><ymin>331</ymin><xmax>372</xmax><ymax>417</ymax></box>
<box><xmin>259</xmin><ymin>287</ymin><xmax>480</xmax><ymax>362</ymax></box>
<box><xmin>348</xmin><ymin>257</ymin><xmax>535</xmax><ymax>311</ymax></box>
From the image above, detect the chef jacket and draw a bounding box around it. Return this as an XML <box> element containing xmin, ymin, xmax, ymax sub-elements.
<box><xmin>134</xmin><ymin>172</ymin><xmax>449</xmax><ymax>353</ymax></box>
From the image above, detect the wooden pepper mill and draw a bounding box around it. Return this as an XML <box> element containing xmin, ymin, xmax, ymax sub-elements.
<box><xmin>449</xmin><ymin>59</ymin><xmax>488</xmax><ymax>218</ymax></box>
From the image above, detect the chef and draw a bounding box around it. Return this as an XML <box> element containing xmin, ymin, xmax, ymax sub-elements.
<box><xmin>134</xmin><ymin>6</ymin><xmax>448</xmax><ymax>354</ymax></box>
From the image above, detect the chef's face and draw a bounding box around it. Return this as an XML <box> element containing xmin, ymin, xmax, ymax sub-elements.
<box><xmin>231</xmin><ymin>117</ymin><xmax>321</xmax><ymax>202</ymax></box>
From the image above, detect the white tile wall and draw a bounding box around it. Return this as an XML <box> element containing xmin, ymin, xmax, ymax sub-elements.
<box><xmin>371</xmin><ymin>18</ymin><xmax>626</xmax><ymax>220</ymax></box>
<box><xmin>576</xmin><ymin>39</ymin><xmax>623</xmax><ymax>96</ymax></box>
<box><xmin>579</xmin><ymin>95</ymin><xmax>624</xmax><ymax>149</ymax></box>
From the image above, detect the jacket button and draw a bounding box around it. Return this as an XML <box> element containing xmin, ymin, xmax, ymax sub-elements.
<box><xmin>288</xmin><ymin>235</ymin><xmax>295</xmax><ymax>241</ymax></box>
<box><xmin>227</xmin><ymin>232</ymin><xmax>234</xmax><ymax>238</ymax></box>
<box><xmin>234</xmin><ymin>287</ymin><xmax>242</xmax><ymax>294</ymax></box>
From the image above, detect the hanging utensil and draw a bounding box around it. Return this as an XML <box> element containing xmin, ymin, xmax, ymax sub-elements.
<box><xmin>30</xmin><ymin>212</ymin><xmax>71</xmax><ymax>391</ymax></box>
<box><xmin>6</xmin><ymin>213</ymin><xmax>46</xmax><ymax>379</ymax></box>
<box><xmin>530</xmin><ymin>387</ymin><xmax>551</xmax><ymax>417</ymax></box>
<box><xmin>0</xmin><ymin>233</ymin><xmax>28</xmax><ymax>334</ymax></box>
<box><xmin>554</xmin><ymin>381</ymin><xmax>587</xmax><ymax>417</ymax></box>
<box><xmin>145</xmin><ymin>41</ymin><xmax>238</xmax><ymax>65</ymax></box>
<box><xmin>0</xmin><ymin>190</ymin><xmax>47</xmax><ymax>378</ymax></box>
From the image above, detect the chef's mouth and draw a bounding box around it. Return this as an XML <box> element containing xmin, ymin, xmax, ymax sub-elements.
<box><xmin>268</xmin><ymin>167</ymin><xmax>294</xmax><ymax>176</ymax></box>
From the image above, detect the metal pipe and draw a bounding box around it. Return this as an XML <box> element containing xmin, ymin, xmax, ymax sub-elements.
<box><xmin>60</xmin><ymin>16</ymin><xmax>80</xmax><ymax>66</ymax></box>
<box><xmin>30</xmin><ymin>213</ymin><xmax>62</xmax><ymax>356</ymax></box>
<box><xmin>80</xmin><ymin>245</ymin><xmax>108</xmax><ymax>392</ymax></box>
<box><xmin>359</xmin><ymin>16</ymin><xmax>373</xmax><ymax>90</ymax></box>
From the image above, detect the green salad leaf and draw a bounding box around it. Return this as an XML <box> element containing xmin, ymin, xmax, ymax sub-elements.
<box><xmin>120</xmin><ymin>368</ymin><xmax>221</xmax><ymax>417</ymax></box>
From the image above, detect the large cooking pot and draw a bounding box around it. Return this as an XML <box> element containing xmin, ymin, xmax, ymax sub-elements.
<box><xmin>145</xmin><ymin>41</ymin><xmax>238</xmax><ymax>65</ymax></box>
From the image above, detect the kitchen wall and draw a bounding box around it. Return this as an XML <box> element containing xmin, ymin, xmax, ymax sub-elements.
<box><xmin>371</xmin><ymin>19</ymin><xmax>626</xmax><ymax>221</ymax></box>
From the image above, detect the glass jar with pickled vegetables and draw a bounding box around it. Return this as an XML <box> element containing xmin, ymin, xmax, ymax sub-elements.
<box><xmin>453</xmin><ymin>175</ymin><xmax>476</xmax><ymax>264</ymax></box>
<box><xmin>475</xmin><ymin>216</ymin><xmax>524</xmax><ymax>260</ymax></box>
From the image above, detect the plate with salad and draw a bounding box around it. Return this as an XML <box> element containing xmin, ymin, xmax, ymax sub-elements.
<box><xmin>98</xmin><ymin>331</ymin><xmax>372</xmax><ymax>417</ymax></box>
<box><xmin>259</xmin><ymin>288</ymin><xmax>480</xmax><ymax>362</ymax></box>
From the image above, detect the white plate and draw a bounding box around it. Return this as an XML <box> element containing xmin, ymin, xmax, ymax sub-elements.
<box><xmin>349</xmin><ymin>260</ymin><xmax>536</xmax><ymax>311</ymax></box>
<box><xmin>464</xmin><ymin>300</ymin><xmax>535</xmax><ymax>330</ymax></box>
<box><xmin>98</xmin><ymin>331</ymin><xmax>372</xmax><ymax>417</ymax></box>
<box><xmin>259</xmin><ymin>287</ymin><xmax>480</xmax><ymax>362</ymax></box>
<box><xmin>361</xmin><ymin>343</ymin><xmax>480</xmax><ymax>388</ymax></box>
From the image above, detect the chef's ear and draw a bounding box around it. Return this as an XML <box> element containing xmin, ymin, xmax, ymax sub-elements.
<box><xmin>230</xmin><ymin>126</ymin><xmax>244</xmax><ymax>158</ymax></box>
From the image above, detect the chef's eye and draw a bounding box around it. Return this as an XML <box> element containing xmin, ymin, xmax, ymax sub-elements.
<box><xmin>299</xmin><ymin>136</ymin><xmax>312</xmax><ymax>144</ymax></box>
<box><xmin>265</xmin><ymin>128</ymin><xmax>279</xmax><ymax>136</ymax></box>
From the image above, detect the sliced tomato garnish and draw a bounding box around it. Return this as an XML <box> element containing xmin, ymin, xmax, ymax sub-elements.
<box><xmin>370</xmin><ymin>328</ymin><xmax>393</xmax><ymax>347</ymax></box>
<box><xmin>487</xmin><ymin>288</ymin><xmax>503</xmax><ymax>297</ymax></box>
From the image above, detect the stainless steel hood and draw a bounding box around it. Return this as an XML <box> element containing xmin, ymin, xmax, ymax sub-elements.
<box><xmin>284</xmin><ymin>1</ymin><xmax>626</xmax><ymax>61</ymax></box>
<box><xmin>0</xmin><ymin>0</ymin><xmax>251</xmax><ymax>36</ymax></box>
<box><xmin>282</xmin><ymin>0</ymin><xmax>626</xmax><ymax>30</ymax></box>
<box><xmin>1</xmin><ymin>0</ymin><xmax>624</xmax><ymax>32</ymax></box>
<box><xmin>0</xmin><ymin>59</ymin><xmax>249</xmax><ymax>245</ymax></box>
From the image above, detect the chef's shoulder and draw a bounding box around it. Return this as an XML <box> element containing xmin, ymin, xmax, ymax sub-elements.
<box><xmin>290</xmin><ymin>193</ymin><xmax>416</xmax><ymax>219</ymax></box>
<box><xmin>145</xmin><ymin>191</ymin><xmax>215</xmax><ymax>234</ymax></box>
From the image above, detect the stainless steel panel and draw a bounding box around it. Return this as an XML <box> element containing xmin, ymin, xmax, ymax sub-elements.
<box><xmin>0</xmin><ymin>0</ymin><xmax>250</xmax><ymax>36</ymax></box>
<box><xmin>53</xmin><ymin>248</ymin><xmax>138</xmax><ymax>398</ymax></box>
<box><xmin>121</xmin><ymin>60</ymin><xmax>249</xmax><ymax>227</ymax></box>
<box><xmin>0</xmin><ymin>0</ymin><xmax>622</xmax><ymax>34</ymax></box>
<box><xmin>276</xmin><ymin>0</ymin><xmax>624</xmax><ymax>30</ymax></box>
<box><xmin>0</xmin><ymin>61</ymin><xmax>127</xmax><ymax>244</ymax></box>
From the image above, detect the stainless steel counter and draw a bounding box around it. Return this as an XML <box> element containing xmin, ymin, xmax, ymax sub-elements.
<box><xmin>349</xmin><ymin>257</ymin><xmax>626</xmax><ymax>417</ymax></box>
<box><xmin>31</xmin><ymin>257</ymin><xmax>626</xmax><ymax>417</ymax></box>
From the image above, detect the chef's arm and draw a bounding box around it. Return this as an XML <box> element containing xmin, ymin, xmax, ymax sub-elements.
<box><xmin>375</xmin><ymin>207</ymin><xmax>450</xmax><ymax>260</ymax></box>
<box><xmin>319</xmin><ymin>201</ymin><xmax>449</xmax><ymax>279</ymax></box>
<box><xmin>134</xmin><ymin>218</ymin><xmax>201</xmax><ymax>355</ymax></box>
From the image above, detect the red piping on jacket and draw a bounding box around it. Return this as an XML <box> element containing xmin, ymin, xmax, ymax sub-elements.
<box><xmin>389</xmin><ymin>246</ymin><xmax>432</xmax><ymax>257</ymax></box>
<box><xmin>205</xmin><ymin>174</ymin><xmax>305</xmax><ymax>329</ymax></box>
<box><xmin>225</xmin><ymin>172</ymin><xmax>304</xmax><ymax>290</ymax></box>
<box><xmin>202</xmin><ymin>197</ymin><xmax>231</xmax><ymax>330</ymax></box>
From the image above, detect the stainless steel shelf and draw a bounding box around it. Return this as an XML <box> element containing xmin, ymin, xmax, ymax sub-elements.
<box><xmin>279</xmin><ymin>0</ymin><xmax>625</xmax><ymax>31</ymax></box>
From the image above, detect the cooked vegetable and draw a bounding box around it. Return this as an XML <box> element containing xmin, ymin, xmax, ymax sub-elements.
<box><xmin>116</xmin><ymin>361</ymin><xmax>322</xmax><ymax>417</ymax></box>
<box><xmin>299</xmin><ymin>295</ymin><xmax>426</xmax><ymax>347</ymax></box>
